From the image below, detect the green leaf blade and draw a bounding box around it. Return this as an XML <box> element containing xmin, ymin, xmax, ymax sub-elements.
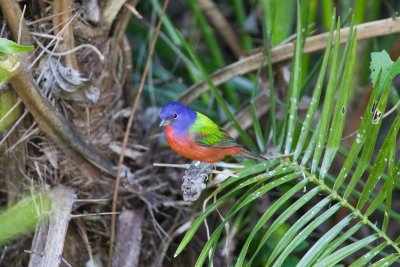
<box><xmin>284</xmin><ymin>0</ymin><xmax>303</xmax><ymax>153</ymax></box>
<box><xmin>266</xmin><ymin>196</ymin><xmax>332</xmax><ymax>266</ymax></box>
<box><xmin>247</xmin><ymin>185</ymin><xmax>321</xmax><ymax>266</ymax></box>
<box><xmin>235</xmin><ymin>179</ymin><xmax>309</xmax><ymax>267</ymax></box>
<box><xmin>369</xmin><ymin>254</ymin><xmax>400</xmax><ymax>267</ymax></box>
<box><xmin>272</xmin><ymin>203</ymin><xmax>342</xmax><ymax>267</ymax></box>
<box><xmin>314</xmin><ymin>235</ymin><xmax>378</xmax><ymax>267</ymax></box>
<box><xmin>357</xmin><ymin>112</ymin><xmax>400</xmax><ymax>210</ymax></box>
<box><xmin>310</xmin><ymin>20</ymin><xmax>341</xmax><ymax>173</ymax></box>
<box><xmin>348</xmin><ymin>242</ymin><xmax>387</xmax><ymax>267</ymax></box>
<box><xmin>0</xmin><ymin>38</ymin><xmax>33</xmax><ymax>54</ymax></box>
<box><xmin>297</xmin><ymin>214</ymin><xmax>354</xmax><ymax>267</ymax></box>
<box><xmin>194</xmin><ymin>173</ymin><xmax>301</xmax><ymax>267</ymax></box>
<box><xmin>294</xmin><ymin>11</ymin><xmax>335</xmax><ymax>160</ymax></box>
<box><xmin>319</xmin><ymin>30</ymin><xmax>357</xmax><ymax>179</ymax></box>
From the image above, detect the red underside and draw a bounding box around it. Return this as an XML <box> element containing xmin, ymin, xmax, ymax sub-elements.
<box><xmin>165</xmin><ymin>125</ymin><xmax>241</xmax><ymax>163</ymax></box>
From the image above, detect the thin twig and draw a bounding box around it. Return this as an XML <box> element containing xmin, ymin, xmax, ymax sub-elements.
<box><xmin>383</xmin><ymin>100</ymin><xmax>400</xmax><ymax>119</ymax></box>
<box><xmin>0</xmin><ymin>110</ymin><xmax>29</xmax><ymax>147</ymax></box>
<box><xmin>5</xmin><ymin>123</ymin><xmax>38</xmax><ymax>154</ymax></box>
<box><xmin>32</xmin><ymin>36</ymin><xmax>105</xmax><ymax>62</ymax></box>
<box><xmin>0</xmin><ymin>98</ymin><xmax>22</xmax><ymax>127</ymax></box>
<box><xmin>341</xmin><ymin>100</ymin><xmax>400</xmax><ymax>142</ymax></box>
<box><xmin>29</xmin><ymin>12</ymin><xmax>79</xmax><ymax>70</ymax></box>
<box><xmin>76</xmin><ymin>220</ymin><xmax>94</xmax><ymax>263</ymax></box>
<box><xmin>46</xmin><ymin>16</ymin><xmax>71</xmax><ymax>35</ymax></box>
<box><xmin>153</xmin><ymin>163</ymin><xmax>190</xmax><ymax>168</ymax></box>
<box><xmin>215</xmin><ymin>195</ymin><xmax>230</xmax><ymax>265</ymax></box>
<box><xmin>61</xmin><ymin>257</ymin><xmax>73</xmax><ymax>267</ymax></box>
<box><xmin>29</xmin><ymin>32</ymin><xmax>64</xmax><ymax>40</ymax></box>
<box><xmin>153</xmin><ymin>162</ymin><xmax>244</xmax><ymax>169</ymax></box>
<box><xmin>108</xmin><ymin>1</ymin><xmax>170</xmax><ymax>266</ymax></box>
<box><xmin>17</xmin><ymin>5</ymin><xmax>26</xmax><ymax>44</ymax></box>
<box><xmin>26</xmin><ymin>9</ymin><xmax>75</xmax><ymax>25</ymax></box>
<box><xmin>203</xmin><ymin>196</ymin><xmax>212</xmax><ymax>265</ymax></box>
<box><xmin>75</xmin><ymin>198</ymin><xmax>109</xmax><ymax>203</ymax></box>
<box><xmin>0</xmin><ymin>0</ymin><xmax>32</xmax><ymax>44</ymax></box>
<box><xmin>124</xmin><ymin>3</ymin><xmax>143</xmax><ymax>19</ymax></box>
<box><xmin>341</xmin><ymin>130</ymin><xmax>359</xmax><ymax>141</ymax></box>
<box><xmin>71</xmin><ymin>212</ymin><xmax>120</xmax><ymax>218</ymax></box>
<box><xmin>265</xmin><ymin>152</ymin><xmax>295</xmax><ymax>160</ymax></box>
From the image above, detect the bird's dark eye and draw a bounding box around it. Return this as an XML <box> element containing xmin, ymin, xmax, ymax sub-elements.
<box><xmin>173</xmin><ymin>113</ymin><xmax>178</xmax><ymax>119</ymax></box>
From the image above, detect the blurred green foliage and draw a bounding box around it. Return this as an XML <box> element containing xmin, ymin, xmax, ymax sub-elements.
<box><xmin>0</xmin><ymin>38</ymin><xmax>32</xmax><ymax>132</ymax></box>
<box><xmin>0</xmin><ymin>192</ymin><xmax>51</xmax><ymax>247</ymax></box>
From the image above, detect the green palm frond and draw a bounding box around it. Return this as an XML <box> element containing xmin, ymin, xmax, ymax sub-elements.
<box><xmin>174</xmin><ymin>5</ymin><xmax>400</xmax><ymax>267</ymax></box>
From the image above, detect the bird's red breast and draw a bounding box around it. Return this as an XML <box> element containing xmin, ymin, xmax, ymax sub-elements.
<box><xmin>164</xmin><ymin>125</ymin><xmax>242</xmax><ymax>163</ymax></box>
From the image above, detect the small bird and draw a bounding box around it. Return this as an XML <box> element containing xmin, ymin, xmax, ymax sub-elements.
<box><xmin>159</xmin><ymin>102</ymin><xmax>266</xmax><ymax>163</ymax></box>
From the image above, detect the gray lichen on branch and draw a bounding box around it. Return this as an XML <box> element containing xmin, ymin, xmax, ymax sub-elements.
<box><xmin>182</xmin><ymin>161</ymin><xmax>212</xmax><ymax>201</ymax></box>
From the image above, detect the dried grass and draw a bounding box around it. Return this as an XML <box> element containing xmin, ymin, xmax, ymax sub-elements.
<box><xmin>0</xmin><ymin>1</ymin><xmax>192</xmax><ymax>266</ymax></box>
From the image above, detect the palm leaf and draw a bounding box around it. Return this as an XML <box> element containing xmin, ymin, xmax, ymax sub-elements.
<box><xmin>174</xmin><ymin>4</ymin><xmax>400</xmax><ymax>266</ymax></box>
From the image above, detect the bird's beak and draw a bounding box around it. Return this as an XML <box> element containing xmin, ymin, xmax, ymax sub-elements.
<box><xmin>159</xmin><ymin>119</ymin><xmax>170</xmax><ymax>127</ymax></box>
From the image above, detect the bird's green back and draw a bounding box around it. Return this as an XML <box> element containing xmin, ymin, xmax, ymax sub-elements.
<box><xmin>189</xmin><ymin>112</ymin><xmax>240</xmax><ymax>147</ymax></box>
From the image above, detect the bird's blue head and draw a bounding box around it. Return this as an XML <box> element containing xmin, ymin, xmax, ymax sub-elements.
<box><xmin>159</xmin><ymin>102</ymin><xmax>197</xmax><ymax>134</ymax></box>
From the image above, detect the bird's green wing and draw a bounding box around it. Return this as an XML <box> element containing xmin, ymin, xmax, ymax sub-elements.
<box><xmin>189</xmin><ymin>112</ymin><xmax>241</xmax><ymax>148</ymax></box>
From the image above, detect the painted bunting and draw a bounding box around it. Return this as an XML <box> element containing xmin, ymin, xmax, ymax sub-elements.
<box><xmin>159</xmin><ymin>102</ymin><xmax>266</xmax><ymax>163</ymax></box>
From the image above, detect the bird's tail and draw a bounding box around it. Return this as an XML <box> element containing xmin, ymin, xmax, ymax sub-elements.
<box><xmin>239</xmin><ymin>148</ymin><xmax>268</xmax><ymax>161</ymax></box>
